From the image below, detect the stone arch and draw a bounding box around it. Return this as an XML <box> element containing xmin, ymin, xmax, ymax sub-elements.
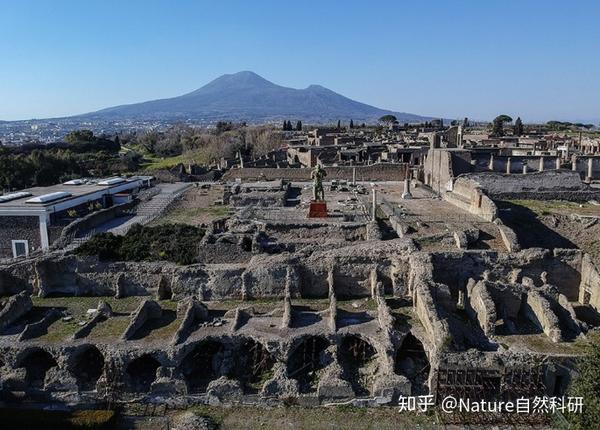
<box><xmin>338</xmin><ymin>334</ymin><xmax>377</xmax><ymax>396</ymax></box>
<box><xmin>126</xmin><ymin>354</ymin><xmax>161</xmax><ymax>392</ymax></box>
<box><xmin>287</xmin><ymin>335</ymin><xmax>330</xmax><ymax>393</ymax></box>
<box><xmin>71</xmin><ymin>345</ymin><xmax>105</xmax><ymax>391</ymax></box>
<box><xmin>17</xmin><ymin>348</ymin><xmax>58</xmax><ymax>389</ymax></box>
<box><xmin>179</xmin><ymin>339</ymin><xmax>225</xmax><ymax>393</ymax></box>
<box><xmin>231</xmin><ymin>338</ymin><xmax>275</xmax><ymax>393</ymax></box>
<box><xmin>394</xmin><ymin>332</ymin><xmax>430</xmax><ymax>394</ymax></box>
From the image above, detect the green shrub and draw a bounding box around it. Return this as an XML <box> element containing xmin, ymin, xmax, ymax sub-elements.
<box><xmin>76</xmin><ymin>223</ymin><xmax>204</xmax><ymax>265</ymax></box>
<box><xmin>567</xmin><ymin>333</ymin><xmax>600</xmax><ymax>429</ymax></box>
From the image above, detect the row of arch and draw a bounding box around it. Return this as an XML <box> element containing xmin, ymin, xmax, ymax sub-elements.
<box><xmin>0</xmin><ymin>333</ymin><xmax>430</xmax><ymax>396</ymax></box>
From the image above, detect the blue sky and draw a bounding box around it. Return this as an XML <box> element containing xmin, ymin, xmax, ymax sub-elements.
<box><xmin>1</xmin><ymin>0</ymin><xmax>599</xmax><ymax>122</ymax></box>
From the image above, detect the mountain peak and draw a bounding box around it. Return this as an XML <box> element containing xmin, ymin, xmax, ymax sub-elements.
<box><xmin>86</xmin><ymin>71</ymin><xmax>434</xmax><ymax>123</ymax></box>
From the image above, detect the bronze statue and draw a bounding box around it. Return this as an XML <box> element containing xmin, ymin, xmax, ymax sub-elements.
<box><xmin>311</xmin><ymin>164</ymin><xmax>326</xmax><ymax>201</ymax></box>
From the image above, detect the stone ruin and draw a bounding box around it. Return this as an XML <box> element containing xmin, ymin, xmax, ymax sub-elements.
<box><xmin>0</xmin><ymin>179</ymin><xmax>598</xmax><ymax>411</ymax></box>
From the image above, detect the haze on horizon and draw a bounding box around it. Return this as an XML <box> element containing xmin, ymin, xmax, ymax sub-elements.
<box><xmin>1</xmin><ymin>0</ymin><xmax>599</xmax><ymax>123</ymax></box>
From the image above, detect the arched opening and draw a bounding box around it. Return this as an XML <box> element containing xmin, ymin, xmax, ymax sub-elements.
<box><xmin>339</xmin><ymin>335</ymin><xmax>377</xmax><ymax>396</ymax></box>
<box><xmin>126</xmin><ymin>354</ymin><xmax>160</xmax><ymax>392</ymax></box>
<box><xmin>72</xmin><ymin>346</ymin><xmax>104</xmax><ymax>391</ymax></box>
<box><xmin>180</xmin><ymin>340</ymin><xmax>224</xmax><ymax>393</ymax></box>
<box><xmin>395</xmin><ymin>333</ymin><xmax>430</xmax><ymax>394</ymax></box>
<box><xmin>232</xmin><ymin>338</ymin><xmax>275</xmax><ymax>393</ymax></box>
<box><xmin>18</xmin><ymin>348</ymin><xmax>58</xmax><ymax>389</ymax></box>
<box><xmin>287</xmin><ymin>336</ymin><xmax>330</xmax><ymax>393</ymax></box>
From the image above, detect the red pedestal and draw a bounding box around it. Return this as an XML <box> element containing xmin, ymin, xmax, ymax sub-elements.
<box><xmin>308</xmin><ymin>201</ymin><xmax>328</xmax><ymax>218</ymax></box>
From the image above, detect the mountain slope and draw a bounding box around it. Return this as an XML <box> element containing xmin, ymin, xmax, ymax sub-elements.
<box><xmin>81</xmin><ymin>71</ymin><xmax>434</xmax><ymax>123</ymax></box>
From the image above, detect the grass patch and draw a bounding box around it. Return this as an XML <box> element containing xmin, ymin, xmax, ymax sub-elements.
<box><xmin>504</xmin><ymin>199</ymin><xmax>599</xmax><ymax>216</ymax></box>
<box><xmin>0</xmin><ymin>408</ymin><xmax>115</xmax><ymax>430</ymax></box>
<box><xmin>88</xmin><ymin>316</ymin><xmax>131</xmax><ymax>340</ymax></box>
<box><xmin>152</xmin><ymin>206</ymin><xmax>230</xmax><ymax>226</ymax></box>
<box><xmin>183</xmin><ymin>405</ymin><xmax>437</xmax><ymax>430</ymax></box>
<box><xmin>140</xmin><ymin>154</ymin><xmax>189</xmax><ymax>171</ymax></box>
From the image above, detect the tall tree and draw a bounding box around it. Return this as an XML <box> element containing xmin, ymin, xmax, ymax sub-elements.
<box><xmin>513</xmin><ymin>117</ymin><xmax>524</xmax><ymax>136</ymax></box>
<box><xmin>337</xmin><ymin>120</ymin><xmax>341</xmax><ymax>130</ymax></box>
<box><xmin>349</xmin><ymin>119</ymin><xmax>354</xmax><ymax>129</ymax></box>
<box><xmin>491</xmin><ymin>115</ymin><xmax>513</xmax><ymax>137</ymax></box>
<box><xmin>296</xmin><ymin>120</ymin><xmax>302</xmax><ymax>131</ymax></box>
<box><xmin>379</xmin><ymin>115</ymin><xmax>397</xmax><ymax>125</ymax></box>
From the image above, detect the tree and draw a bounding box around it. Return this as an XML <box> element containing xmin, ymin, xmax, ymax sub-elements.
<box><xmin>296</xmin><ymin>120</ymin><xmax>302</xmax><ymax>131</ymax></box>
<box><xmin>337</xmin><ymin>120</ymin><xmax>341</xmax><ymax>130</ymax></box>
<box><xmin>462</xmin><ymin>117</ymin><xmax>469</xmax><ymax>128</ymax></box>
<box><xmin>349</xmin><ymin>119</ymin><xmax>354</xmax><ymax>129</ymax></box>
<box><xmin>567</xmin><ymin>334</ymin><xmax>600</xmax><ymax>429</ymax></box>
<box><xmin>513</xmin><ymin>117</ymin><xmax>524</xmax><ymax>136</ymax></box>
<box><xmin>379</xmin><ymin>115</ymin><xmax>397</xmax><ymax>125</ymax></box>
<box><xmin>282</xmin><ymin>120</ymin><xmax>287</xmax><ymax>131</ymax></box>
<box><xmin>65</xmin><ymin>129</ymin><xmax>94</xmax><ymax>143</ymax></box>
<box><xmin>491</xmin><ymin>115</ymin><xmax>513</xmax><ymax>136</ymax></box>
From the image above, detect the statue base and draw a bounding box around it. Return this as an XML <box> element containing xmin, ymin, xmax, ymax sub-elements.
<box><xmin>308</xmin><ymin>201</ymin><xmax>328</xmax><ymax>218</ymax></box>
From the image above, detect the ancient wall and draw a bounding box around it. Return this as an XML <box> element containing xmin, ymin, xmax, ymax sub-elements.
<box><xmin>53</xmin><ymin>201</ymin><xmax>136</xmax><ymax>248</ymax></box>
<box><xmin>458</xmin><ymin>170</ymin><xmax>600</xmax><ymax>201</ymax></box>
<box><xmin>444</xmin><ymin>176</ymin><xmax>498</xmax><ymax>222</ymax></box>
<box><xmin>222</xmin><ymin>163</ymin><xmax>408</xmax><ymax>182</ymax></box>
<box><xmin>0</xmin><ymin>216</ymin><xmax>41</xmax><ymax>259</ymax></box>
<box><xmin>423</xmin><ymin>149</ymin><xmax>454</xmax><ymax>194</ymax></box>
<box><xmin>580</xmin><ymin>253</ymin><xmax>600</xmax><ymax>310</ymax></box>
<box><xmin>430</xmin><ymin>249</ymin><xmax>582</xmax><ymax>301</ymax></box>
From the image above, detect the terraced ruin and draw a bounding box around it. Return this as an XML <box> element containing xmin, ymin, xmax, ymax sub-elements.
<box><xmin>0</xmin><ymin>170</ymin><xmax>599</xmax><ymax>427</ymax></box>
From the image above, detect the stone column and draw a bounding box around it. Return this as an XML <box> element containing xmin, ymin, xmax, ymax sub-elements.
<box><xmin>571</xmin><ymin>156</ymin><xmax>577</xmax><ymax>171</ymax></box>
<box><xmin>372</xmin><ymin>188</ymin><xmax>377</xmax><ymax>221</ymax></box>
<box><xmin>402</xmin><ymin>178</ymin><xmax>412</xmax><ymax>199</ymax></box>
<box><xmin>506</xmin><ymin>157</ymin><xmax>512</xmax><ymax>174</ymax></box>
<box><xmin>587</xmin><ymin>158</ymin><xmax>594</xmax><ymax>182</ymax></box>
<box><xmin>539</xmin><ymin>156</ymin><xmax>544</xmax><ymax>172</ymax></box>
<box><xmin>352</xmin><ymin>167</ymin><xmax>356</xmax><ymax>186</ymax></box>
<box><xmin>555</xmin><ymin>157</ymin><xmax>561</xmax><ymax>170</ymax></box>
<box><xmin>488</xmin><ymin>154</ymin><xmax>494</xmax><ymax>170</ymax></box>
<box><xmin>523</xmin><ymin>162</ymin><xmax>528</xmax><ymax>174</ymax></box>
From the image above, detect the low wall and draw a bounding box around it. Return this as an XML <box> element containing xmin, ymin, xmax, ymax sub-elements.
<box><xmin>53</xmin><ymin>201</ymin><xmax>136</xmax><ymax>248</ymax></box>
<box><xmin>458</xmin><ymin>170</ymin><xmax>600</xmax><ymax>201</ymax></box>
<box><xmin>444</xmin><ymin>177</ymin><xmax>498</xmax><ymax>222</ymax></box>
<box><xmin>223</xmin><ymin>163</ymin><xmax>408</xmax><ymax>182</ymax></box>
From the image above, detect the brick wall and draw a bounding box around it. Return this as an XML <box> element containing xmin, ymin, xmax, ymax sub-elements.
<box><xmin>222</xmin><ymin>163</ymin><xmax>408</xmax><ymax>182</ymax></box>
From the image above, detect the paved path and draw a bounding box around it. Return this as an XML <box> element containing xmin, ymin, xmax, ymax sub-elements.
<box><xmin>73</xmin><ymin>183</ymin><xmax>192</xmax><ymax>244</ymax></box>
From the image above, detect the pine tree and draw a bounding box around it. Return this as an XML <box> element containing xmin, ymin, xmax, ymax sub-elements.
<box><xmin>349</xmin><ymin>119</ymin><xmax>354</xmax><ymax>129</ymax></box>
<box><xmin>514</xmin><ymin>117</ymin><xmax>524</xmax><ymax>136</ymax></box>
<box><xmin>337</xmin><ymin>120</ymin><xmax>341</xmax><ymax>130</ymax></box>
<box><xmin>296</xmin><ymin>120</ymin><xmax>302</xmax><ymax>131</ymax></box>
<box><xmin>282</xmin><ymin>120</ymin><xmax>287</xmax><ymax>131</ymax></box>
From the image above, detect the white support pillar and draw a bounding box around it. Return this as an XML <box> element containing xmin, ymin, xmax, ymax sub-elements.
<box><xmin>488</xmin><ymin>154</ymin><xmax>494</xmax><ymax>171</ymax></box>
<box><xmin>539</xmin><ymin>156</ymin><xmax>545</xmax><ymax>172</ymax></box>
<box><xmin>587</xmin><ymin>158</ymin><xmax>594</xmax><ymax>182</ymax></box>
<box><xmin>572</xmin><ymin>156</ymin><xmax>577</xmax><ymax>171</ymax></box>
<box><xmin>352</xmin><ymin>167</ymin><xmax>356</xmax><ymax>186</ymax></box>
<box><xmin>39</xmin><ymin>214</ymin><xmax>50</xmax><ymax>252</ymax></box>
<box><xmin>523</xmin><ymin>162</ymin><xmax>528</xmax><ymax>175</ymax></box>
<box><xmin>506</xmin><ymin>157</ymin><xmax>512</xmax><ymax>174</ymax></box>
<box><xmin>555</xmin><ymin>157</ymin><xmax>561</xmax><ymax>170</ymax></box>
